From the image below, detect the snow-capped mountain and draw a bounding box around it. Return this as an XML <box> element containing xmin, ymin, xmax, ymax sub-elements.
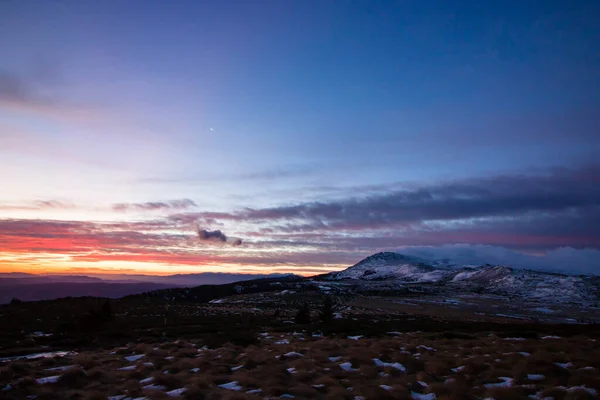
<box><xmin>327</xmin><ymin>252</ymin><xmax>448</xmax><ymax>282</ymax></box>
<box><xmin>323</xmin><ymin>252</ymin><xmax>600</xmax><ymax>303</ymax></box>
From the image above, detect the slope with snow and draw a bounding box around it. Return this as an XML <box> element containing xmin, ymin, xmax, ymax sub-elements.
<box><xmin>323</xmin><ymin>252</ymin><xmax>599</xmax><ymax>303</ymax></box>
<box><xmin>327</xmin><ymin>252</ymin><xmax>449</xmax><ymax>282</ymax></box>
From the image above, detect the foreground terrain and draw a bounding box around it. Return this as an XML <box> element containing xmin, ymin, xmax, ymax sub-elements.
<box><xmin>1</xmin><ymin>287</ymin><xmax>600</xmax><ymax>400</ymax></box>
<box><xmin>2</xmin><ymin>253</ymin><xmax>599</xmax><ymax>399</ymax></box>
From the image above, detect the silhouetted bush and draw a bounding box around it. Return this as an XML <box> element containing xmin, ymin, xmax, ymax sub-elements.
<box><xmin>295</xmin><ymin>303</ymin><xmax>311</xmax><ymax>324</ymax></box>
<box><xmin>319</xmin><ymin>296</ymin><xmax>334</xmax><ymax>323</ymax></box>
<box><xmin>100</xmin><ymin>299</ymin><xmax>113</xmax><ymax>321</ymax></box>
<box><xmin>9</xmin><ymin>297</ymin><xmax>23</xmax><ymax>305</ymax></box>
<box><xmin>203</xmin><ymin>330</ymin><xmax>258</xmax><ymax>348</ymax></box>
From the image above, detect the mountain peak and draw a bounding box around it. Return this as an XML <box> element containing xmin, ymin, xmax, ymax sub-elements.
<box><xmin>359</xmin><ymin>252</ymin><xmax>420</xmax><ymax>263</ymax></box>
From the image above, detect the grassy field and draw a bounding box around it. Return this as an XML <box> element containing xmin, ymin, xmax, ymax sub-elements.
<box><xmin>1</xmin><ymin>292</ymin><xmax>599</xmax><ymax>399</ymax></box>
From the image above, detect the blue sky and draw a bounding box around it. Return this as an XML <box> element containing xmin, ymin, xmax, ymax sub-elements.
<box><xmin>0</xmin><ymin>1</ymin><xmax>599</xmax><ymax>275</ymax></box>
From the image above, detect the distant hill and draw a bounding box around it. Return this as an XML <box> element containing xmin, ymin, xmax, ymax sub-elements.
<box><xmin>320</xmin><ymin>252</ymin><xmax>600</xmax><ymax>303</ymax></box>
<box><xmin>0</xmin><ymin>272</ymin><xmax>301</xmax><ymax>304</ymax></box>
<box><xmin>0</xmin><ymin>281</ymin><xmax>179</xmax><ymax>304</ymax></box>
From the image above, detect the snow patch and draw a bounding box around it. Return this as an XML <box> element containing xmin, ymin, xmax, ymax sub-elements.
<box><xmin>166</xmin><ymin>388</ymin><xmax>186</xmax><ymax>396</ymax></box>
<box><xmin>125</xmin><ymin>354</ymin><xmax>144</xmax><ymax>362</ymax></box>
<box><xmin>219</xmin><ymin>381</ymin><xmax>242</xmax><ymax>391</ymax></box>
<box><xmin>484</xmin><ymin>377</ymin><xmax>513</xmax><ymax>388</ymax></box>
<box><xmin>339</xmin><ymin>362</ymin><xmax>357</xmax><ymax>371</ymax></box>
<box><xmin>372</xmin><ymin>358</ymin><xmax>407</xmax><ymax>372</ymax></box>
<box><xmin>36</xmin><ymin>375</ymin><xmax>60</xmax><ymax>384</ymax></box>
<box><xmin>527</xmin><ymin>374</ymin><xmax>545</xmax><ymax>381</ymax></box>
<box><xmin>411</xmin><ymin>392</ymin><xmax>437</xmax><ymax>400</ymax></box>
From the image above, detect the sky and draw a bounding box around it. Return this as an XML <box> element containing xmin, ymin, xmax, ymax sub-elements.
<box><xmin>0</xmin><ymin>0</ymin><xmax>599</xmax><ymax>276</ymax></box>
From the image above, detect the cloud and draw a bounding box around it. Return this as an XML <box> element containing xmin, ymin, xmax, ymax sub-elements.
<box><xmin>0</xmin><ymin>68</ymin><xmax>110</xmax><ymax>130</ymax></box>
<box><xmin>165</xmin><ymin>164</ymin><xmax>600</xmax><ymax>251</ymax></box>
<box><xmin>0</xmin><ymin>69</ymin><xmax>60</xmax><ymax>111</ymax></box>
<box><xmin>232</xmin><ymin>164</ymin><xmax>600</xmax><ymax>231</ymax></box>
<box><xmin>1</xmin><ymin>165</ymin><xmax>599</xmax><ymax>274</ymax></box>
<box><xmin>400</xmin><ymin>245</ymin><xmax>600</xmax><ymax>275</ymax></box>
<box><xmin>0</xmin><ymin>200</ymin><xmax>75</xmax><ymax>211</ymax></box>
<box><xmin>0</xmin><ymin>72</ymin><xmax>31</xmax><ymax>104</ymax></box>
<box><xmin>131</xmin><ymin>165</ymin><xmax>318</xmax><ymax>185</ymax></box>
<box><xmin>112</xmin><ymin>199</ymin><xmax>198</xmax><ymax>212</ymax></box>
<box><xmin>33</xmin><ymin>200</ymin><xmax>75</xmax><ymax>209</ymax></box>
<box><xmin>197</xmin><ymin>228</ymin><xmax>242</xmax><ymax>246</ymax></box>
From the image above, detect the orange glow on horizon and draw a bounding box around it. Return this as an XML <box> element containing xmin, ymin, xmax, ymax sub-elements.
<box><xmin>0</xmin><ymin>254</ymin><xmax>341</xmax><ymax>277</ymax></box>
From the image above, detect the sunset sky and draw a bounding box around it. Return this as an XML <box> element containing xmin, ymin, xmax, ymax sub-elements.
<box><xmin>1</xmin><ymin>1</ymin><xmax>599</xmax><ymax>276</ymax></box>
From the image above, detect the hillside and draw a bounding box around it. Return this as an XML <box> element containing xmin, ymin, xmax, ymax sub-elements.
<box><xmin>321</xmin><ymin>252</ymin><xmax>600</xmax><ymax>304</ymax></box>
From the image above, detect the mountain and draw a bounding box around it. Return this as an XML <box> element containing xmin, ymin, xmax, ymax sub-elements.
<box><xmin>322</xmin><ymin>252</ymin><xmax>600</xmax><ymax>303</ymax></box>
<box><xmin>0</xmin><ymin>282</ymin><xmax>179</xmax><ymax>304</ymax></box>
<box><xmin>47</xmin><ymin>272</ymin><xmax>299</xmax><ymax>286</ymax></box>
<box><xmin>326</xmin><ymin>252</ymin><xmax>447</xmax><ymax>282</ymax></box>
<box><xmin>0</xmin><ymin>272</ymin><xmax>302</xmax><ymax>304</ymax></box>
<box><xmin>130</xmin><ymin>274</ymin><xmax>305</xmax><ymax>303</ymax></box>
<box><xmin>0</xmin><ymin>275</ymin><xmax>105</xmax><ymax>285</ymax></box>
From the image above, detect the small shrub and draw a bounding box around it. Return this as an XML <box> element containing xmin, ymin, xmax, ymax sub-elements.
<box><xmin>58</xmin><ymin>367</ymin><xmax>88</xmax><ymax>388</ymax></box>
<box><xmin>295</xmin><ymin>304</ymin><xmax>311</xmax><ymax>325</ymax></box>
<box><xmin>319</xmin><ymin>297</ymin><xmax>334</xmax><ymax>324</ymax></box>
<box><xmin>9</xmin><ymin>297</ymin><xmax>23</xmax><ymax>305</ymax></box>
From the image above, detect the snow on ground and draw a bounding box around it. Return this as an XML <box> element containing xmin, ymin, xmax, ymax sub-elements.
<box><xmin>29</xmin><ymin>331</ymin><xmax>53</xmax><ymax>337</ymax></box>
<box><xmin>166</xmin><ymin>388</ymin><xmax>186</xmax><ymax>396</ymax></box>
<box><xmin>559</xmin><ymin>386</ymin><xmax>597</xmax><ymax>396</ymax></box>
<box><xmin>372</xmin><ymin>358</ymin><xmax>407</xmax><ymax>372</ymax></box>
<box><xmin>555</xmin><ymin>362</ymin><xmax>573</xmax><ymax>369</ymax></box>
<box><xmin>0</xmin><ymin>351</ymin><xmax>75</xmax><ymax>362</ymax></box>
<box><xmin>484</xmin><ymin>377</ymin><xmax>513</xmax><ymax>388</ymax></box>
<box><xmin>219</xmin><ymin>381</ymin><xmax>243</xmax><ymax>391</ymax></box>
<box><xmin>45</xmin><ymin>365</ymin><xmax>75</xmax><ymax>371</ymax></box>
<box><xmin>124</xmin><ymin>354</ymin><xmax>144</xmax><ymax>362</ymax></box>
<box><xmin>36</xmin><ymin>375</ymin><xmax>60</xmax><ymax>384</ymax></box>
<box><xmin>527</xmin><ymin>374</ymin><xmax>545</xmax><ymax>381</ymax></box>
<box><xmin>143</xmin><ymin>384</ymin><xmax>167</xmax><ymax>390</ymax></box>
<box><xmin>411</xmin><ymin>391</ymin><xmax>437</xmax><ymax>400</ymax></box>
<box><xmin>283</xmin><ymin>351</ymin><xmax>304</xmax><ymax>358</ymax></box>
<box><xmin>339</xmin><ymin>362</ymin><xmax>357</xmax><ymax>371</ymax></box>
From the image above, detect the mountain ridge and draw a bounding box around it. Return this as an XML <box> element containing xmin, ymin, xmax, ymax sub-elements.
<box><xmin>321</xmin><ymin>251</ymin><xmax>600</xmax><ymax>303</ymax></box>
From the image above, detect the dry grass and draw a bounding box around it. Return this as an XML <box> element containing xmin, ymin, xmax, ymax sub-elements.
<box><xmin>1</xmin><ymin>332</ymin><xmax>599</xmax><ymax>400</ymax></box>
